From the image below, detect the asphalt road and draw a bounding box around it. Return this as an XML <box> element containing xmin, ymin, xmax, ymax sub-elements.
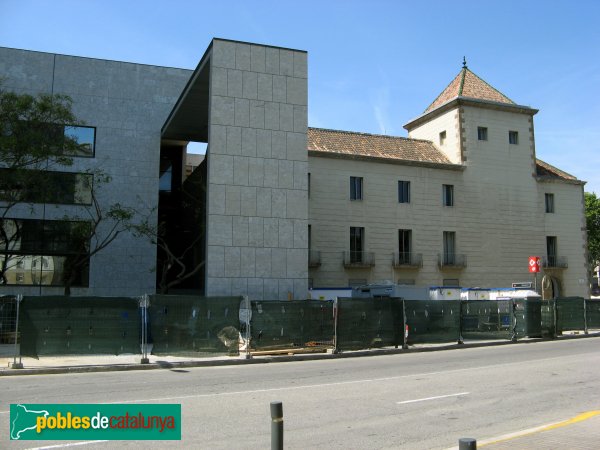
<box><xmin>2</xmin><ymin>337</ymin><xmax>600</xmax><ymax>449</ymax></box>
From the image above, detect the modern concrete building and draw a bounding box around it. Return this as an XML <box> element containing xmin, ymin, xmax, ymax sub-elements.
<box><xmin>0</xmin><ymin>39</ymin><xmax>589</xmax><ymax>298</ymax></box>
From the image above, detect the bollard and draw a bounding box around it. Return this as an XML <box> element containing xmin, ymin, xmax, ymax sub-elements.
<box><xmin>459</xmin><ymin>437</ymin><xmax>477</xmax><ymax>449</ymax></box>
<box><xmin>270</xmin><ymin>401</ymin><xmax>283</xmax><ymax>450</ymax></box>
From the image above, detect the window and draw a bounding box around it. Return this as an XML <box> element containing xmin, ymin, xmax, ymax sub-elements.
<box><xmin>547</xmin><ymin>236</ymin><xmax>558</xmax><ymax>267</ymax></box>
<box><xmin>64</xmin><ymin>126</ymin><xmax>96</xmax><ymax>157</ymax></box>
<box><xmin>545</xmin><ymin>193</ymin><xmax>555</xmax><ymax>213</ymax></box>
<box><xmin>398</xmin><ymin>181</ymin><xmax>410</xmax><ymax>203</ymax></box>
<box><xmin>443</xmin><ymin>184</ymin><xmax>454</xmax><ymax>206</ymax></box>
<box><xmin>439</xmin><ymin>131</ymin><xmax>446</xmax><ymax>145</ymax></box>
<box><xmin>350</xmin><ymin>176</ymin><xmax>363</xmax><ymax>200</ymax></box>
<box><xmin>350</xmin><ymin>226</ymin><xmax>365</xmax><ymax>263</ymax></box>
<box><xmin>0</xmin><ymin>169</ymin><xmax>93</xmax><ymax>205</ymax></box>
<box><xmin>0</xmin><ymin>218</ymin><xmax>90</xmax><ymax>287</ymax></box>
<box><xmin>443</xmin><ymin>231</ymin><xmax>456</xmax><ymax>265</ymax></box>
<box><xmin>509</xmin><ymin>131</ymin><xmax>519</xmax><ymax>145</ymax></box>
<box><xmin>398</xmin><ymin>229</ymin><xmax>412</xmax><ymax>264</ymax></box>
<box><xmin>308</xmin><ymin>173</ymin><xmax>311</xmax><ymax>198</ymax></box>
<box><xmin>477</xmin><ymin>127</ymin><xmax>488</xmax><ymax>141</ymax></box>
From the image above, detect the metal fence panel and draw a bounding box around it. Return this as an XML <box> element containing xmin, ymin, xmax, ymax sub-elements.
<box><xmin>556</xmin><ymin>297</ymin><xmax>585</xmax><ymax>333</ymax></box>
<box><xmin>514</xmin><ymin>299</ymin><xmax>542</xmax><ymax>338</ymax></box>
<box><xmin>586</xmin><ymin>299</ymin><xmax>600</xmax><ymax>329</ymax></box>
<box><xmin>149</xmin><ymin>295</ymin><xmax>242</xmax><ymax>356</ymax></box>
<box><xmin>461</xmin><ymin>300</ymin><xmax>513</xmax><ymax>340</ymax></box>
<box><xmin>250</xmin><ymin>300</ymin><xmax>334</xmax><ymax>350</ymax></box>
<box><xmin>19</xmin><ymin>296</ymin><xmax>139</xmax><ymax>357</ymax></box>
<box><xmin>335</xmin><ymin>297</ymin><xmax>403</xmax><ymax>351</ymax></box>
<box><xmin>404</xmin><ymin>300</ymin><xmax>460</xmax><ymax>344</ymax></box>
<box><xmin>541</xmin><ymin>300</ymin><xmax>556</xmax><ymax>337</ymax></box>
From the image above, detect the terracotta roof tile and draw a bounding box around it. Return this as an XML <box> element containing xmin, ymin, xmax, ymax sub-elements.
<box><xmin>536</xmin><ymin>159</ymin><xmax>578</xmax><ymax>181</ymax></box>
<box><xmin>308</xmin><ymin>127</ymin><xmax>453</xmax><ymax>165</ymax></box>
<box><xmin>425</xmin><ymin>68</ymin><xmax>515</xmax><ymax>113</ymax></box>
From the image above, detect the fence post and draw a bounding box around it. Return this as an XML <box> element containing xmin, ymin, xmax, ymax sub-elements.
<box><xmin>270</xmin><ymin>401</ymin><xmax>283</xmax><ymax>450</ymax></box>
<box><xmin>244</xmin><ymin>295</ymin><xmax>252</xmax><ymax>359</ymax></box>
<box><xmin>584</xmin><ymin>297</ymin><xmax>588</xmax><ymax>335</ymax></box>
<box><xmin>333</xmin><ymin>297</ymin><xmax>339</xmax><ymax>353</ymax></box>
<box><xmin>458</xmin><ymin>300</ymin><xmax>464</xmax><ymax>345</ymax></box>
<box><xmin>140</xmin><ymin>294</ymin><xmax>150</xmax><ymax>364</ymax></box>
<box><xmin>553</xmin><ymin>298</ymin><xmax>558</xmax><ymax>337</ymax></box>
<box><xmin>12</xmin><ymin>294</ymin><xmax>23</xmax><ymax>369</ymax></box>
<box><xmin>402</xmin><ymin>300</ymin><xmax>408</xmax><ymax>349</ymax></box>
<box><xmin>511</xmin><ymin>299</ymin><xmax>518</xmax><ymax>342</ymax></box>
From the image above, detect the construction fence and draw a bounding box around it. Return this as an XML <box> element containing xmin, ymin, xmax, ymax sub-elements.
<box><xmin>1</xmin><ymin>295</ymin><xmax>599</xmax><ymax>365</ymax></box>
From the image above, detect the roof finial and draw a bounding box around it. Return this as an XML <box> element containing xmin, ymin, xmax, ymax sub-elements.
<box><xmin>462</xmin><ymin>56</ymin><xmax>467</xmax><ymax>69</ymax></box>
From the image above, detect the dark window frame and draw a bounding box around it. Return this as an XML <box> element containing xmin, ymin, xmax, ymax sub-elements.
<box><xmin>398</xmin><ymin>180</ymin><xmax>411</xmax><ymax>203</ymax></box>
<box><xmin>443</xmin><ymin>184</ymin><xmax>454</xmax><ymax>207</ymax></box>
<box><xmin>350</xmin><ymin>176</ymin><xmax>363</xmax><ymax>201</ymax></box>
<box><xmin>509</xmin><ymin>130</ymin><xmax>519</xmax><ymax>145</ymax></box>
<box><xmin>545</xmin><ymin>193</ymin><xmax>555</xmax><ymax>213</ymax></box>
<box><xmin>350</xmin><ymin>226</ymin><xmax>365</xmax><ymax>263</ymax></box>
<box><xmin>477</xmin><ymin>126</ymin><xmax>488</xmax><ymax>141</ymax></box>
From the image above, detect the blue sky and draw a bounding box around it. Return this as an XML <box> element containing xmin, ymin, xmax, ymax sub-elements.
<box><xmin>2</xmin><ymin>0</ymin><xmax>599</xmax><ymax>193</ymax></box>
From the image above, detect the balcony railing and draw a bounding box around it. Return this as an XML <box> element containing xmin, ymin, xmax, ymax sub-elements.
<box><xmin>308</xmin><ymin>250</ymin><xmax>321</xmax><ymax>268</ymax></box>
<box><xmin>392</xmin><ymin>252</ymin><xmax>423</xmax><ymax>268</ymax></box>
<box><xmin>343</xmin><ymin>251</ymin><xmax>375</xmax><ymax>268</ymax></box>
<box><xmin>542</xmin><ymin>256</ymin><xmax>568</xmax><ymax>269</ymax></box>
<box><xmin>438</xmin><ymin>253</ymin><xmax>467</xmax><ymax>269</ymax></box>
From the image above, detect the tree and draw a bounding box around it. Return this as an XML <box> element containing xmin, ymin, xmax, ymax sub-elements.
<box><xmin>585</xmin><ymin>192</ymin><xmax>600</xmax><ymax>269</ymax></box>
<box><xmin>0</xmin><ymin>84</ymin><xmax>138</xmax><ymax>294</ymax></box>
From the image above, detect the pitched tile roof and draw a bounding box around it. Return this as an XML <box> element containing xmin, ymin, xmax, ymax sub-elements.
<box><xmin>536</xmin><ymin>159</ymin><xmax>579</xmax><ymax>182</ymax></box>
<box><xmin>308</xmin><ymin>127</ymin><xmax>454</xmax><ymax>165</ymax></box>
<box><xmin>425</xmin><ymin>67</ymin><xmax>515</xmax><ymax>113</ymax></box>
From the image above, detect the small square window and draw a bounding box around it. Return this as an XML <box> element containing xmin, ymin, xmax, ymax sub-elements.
<box><xmin>443</xmin><ymin>184</ymin><xmax>454</xmax><ymax>207</ymax></box>
<box><xmin>509</xmin><ymin>131</ymin><xmax>519</xmax><ymax>145</ymax></box>
<box><xmin>439</xmin><ymin>131</ymin><xmax>446</xmax><ymax>145</ymax></box>
<box><xmin>545</xmin><ymin>193</ymin><xmax>555</xmax><ymax>213</ymax></box>
<box><xmin>350</xmin><ymin>176</ymin><xmax>363</xmax><ymax>200</ymax></box>
<box><xmin>477</xmin><ymin>127</ymin><xmax>488</xmax><ymax>141</ymax></box>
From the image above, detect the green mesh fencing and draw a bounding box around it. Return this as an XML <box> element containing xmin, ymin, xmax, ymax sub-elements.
<box><xmin>461</xmin><ymin>300</ymin><xmax>513</xmax><ymax>340</ymax></box>
<box><xmin>250</xmin><ymin>300</ymin><xmax>334</xmax><ymax>350</ymax></box>
<box><xmin>586</xmin><ymin>299</ymin><xmax>600</xmax><ymax>330</ymax></box>
<box><xmin>556</xmin><ymin>297</ymin><xmax>585</xmax><ymax>333</ymax></box>
<box><xmin>149</xmin><ymin>295</ymin><xmax>242</xmax><ymax>356</ymax></box>
<box><xmin>404</xmin><ymin>300</ymin><xmax>460</xmax><ymax>344</ymax></box>
<box><xmin>335</xmin><ymin>297</ymin><xmax>403</xmax><ymax>351</ymax></box>
<box><xmin>19</xmin><ymin>296</ymin><xmax>139</xmax><ymax>357</ymax></box>
<box><xmin>513</xmin><ymin>299</ymin><xmax>542</xmax><ymax>338</ymax></box>
<box><xmin>541</xmin><ymin>300</ymin><xmax>556</xmax><ymax>337</ymax></box>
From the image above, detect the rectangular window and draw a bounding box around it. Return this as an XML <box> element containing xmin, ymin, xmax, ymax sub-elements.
<box><xmin>545</xmin><ymin>193</ymin><xmax>555</xmax><ymax>213</ymax></box>
<box><xmin>0</xmin><ymin>169</ymin><xmax>93</xmax><ymax>205</ymax></box>
<box><xmin>350</xmin><ymin>176</ymin><xmax>363</xmax><ymax>200</ymax></box>
<box><xmin>439</xmin><ymin>131</ymin><xmax>446</xmax><ymax>145</ymax></box>
<box><xmin>509</xmin><ymin>130</ymin><xmax>519</xmax><ymax>145</ymax></box>
<box><xmin>350</xmin><ymin>226</ymin><xmax>364</xmax><ymax>263</ymax></box>
<box><xmin>398</xmin><ymin>229</ymin><xmax>412</xmax><ymax>264</ymax></box>
<box><xmin>443</xmin><ymin>184</ymin><xmax>454</xmax><ymax>206</ymax></box>
<box><xmin>0</xmin><ymin>218</ymin><xmax>90</xmax><ymax>287</ymax></box>
<box><xmin>477</xmin><ymin>127</ymin><xmax>488</xmax><ymax>141</ymax></box>
<box><xmin>308</xmin><ymin>173</ymin><xmax>311</xmax><ymax>198</ymax></box>
<box><xmin>398</xmin><ymin>181</ymin><xmax>410</xmax><ymax>203</ymax></box>
<box><xmin>443</xmin><ymin>231</ymin><xmax>456</xmax><ymax>265</ymax></box>
<box><xmin>547</xmin><ymin>236</ymin><xmax>557</xmax><ymax>267</ymax></box>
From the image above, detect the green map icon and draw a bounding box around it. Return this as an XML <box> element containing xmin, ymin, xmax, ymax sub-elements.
<box><xmin>10</xmin><ymin>404</ymin><xmax>49</xmax><ymax>440</ymax></box>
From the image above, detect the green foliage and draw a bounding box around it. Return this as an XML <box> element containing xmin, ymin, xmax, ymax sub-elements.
<box><xmin>585</xmin><ymin>192</ymin><xmax>600</xmax><ymax>266</ymax></box>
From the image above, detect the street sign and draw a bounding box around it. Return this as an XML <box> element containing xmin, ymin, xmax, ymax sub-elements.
<box><xmin>512</xmin><ymin>282</ymin><xmax>533</xmax><ymax>288</ymax></box>
<box><xmin>528</xmin><ymin>256</ymin><xmax>540</xmax><ymax>273</ymax></box>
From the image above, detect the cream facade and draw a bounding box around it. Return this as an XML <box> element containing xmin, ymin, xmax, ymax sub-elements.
<box><xmin>307</xmin><ymin>68</ymin><xmax>588</xmax><ymax>297</ymax></box>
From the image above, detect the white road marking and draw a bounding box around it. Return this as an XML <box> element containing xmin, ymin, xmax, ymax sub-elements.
<box><xmin>25</xmin><ymin>441</ymin><xmax>108</xmax><ymax>450</ymax></box>
<box><xmin>397</xmin><ymin>392</ymin><xmax>469</xmax><ymax>404</ymax></box>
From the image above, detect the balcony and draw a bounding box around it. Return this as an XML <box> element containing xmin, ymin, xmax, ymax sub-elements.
<box><xmin>392</xmin><ymin>252</ymin><xmax>423</xmax><ymax>268</ymax></box>
<box><xmin>542</xmin><ymin>256</ymin><xmax>568</xmax><ymax>269</ymax></box>
<box><xmin>343</xmin><ymin>251</ymin><xmax>375</xmax><ymax>269</ymax></box>
<box><xmin>308</xmin><ymin>250</ymin><xmax>321</xmax><ymax>268</ymax></box>
<box><xmin>438</xmin><ymin>253</ymin><xmax>467</xmax><ymax>269</ymax></box>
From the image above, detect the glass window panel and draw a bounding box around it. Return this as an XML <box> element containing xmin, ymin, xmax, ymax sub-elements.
<box><xmin>64</xmin><ymin>126</ymin><xmax>95</xmax><ymax>157</ymax></box>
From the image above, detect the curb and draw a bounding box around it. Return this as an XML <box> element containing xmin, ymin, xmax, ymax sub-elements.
<box><xmin>1</xmin><ymin>333</ymin><xmax>597</xmax><ymax>377</ymax></box>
